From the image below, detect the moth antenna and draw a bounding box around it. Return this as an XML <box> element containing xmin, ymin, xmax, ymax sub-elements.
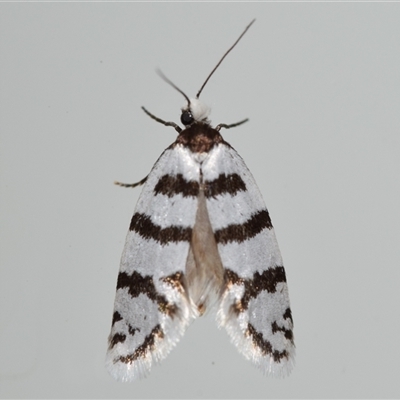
<box><xmin>156</xmin><ymin>68</ymin><xmax>191</xmax><ymax>109</ymax></box>
<box><xmin>196</xmin><ymin>19</ymin><xmax>255</xmax><ymax>99</ymax></box>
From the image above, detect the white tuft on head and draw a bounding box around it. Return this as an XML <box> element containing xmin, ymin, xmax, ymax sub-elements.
<box><xmin>183</xmin><ymin>98</ymin><xmax>211</xmax><ymax>122</ymax></box>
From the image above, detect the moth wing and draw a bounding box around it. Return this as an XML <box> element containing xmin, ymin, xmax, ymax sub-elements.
<box><xmin>202</xmin><ymin>143</ymin><xmax>295</xmax><ymax>376</ymax></box>
<box><xmin>106</xmin><ymin>146</ymin><xmax>200</xmax><ymax>381</ymax></box>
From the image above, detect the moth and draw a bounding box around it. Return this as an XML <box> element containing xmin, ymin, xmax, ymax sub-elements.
<box><xmin>106</xmin><ymin>20</ymin><xmax>295</xmax><ymax>381</ymax></box>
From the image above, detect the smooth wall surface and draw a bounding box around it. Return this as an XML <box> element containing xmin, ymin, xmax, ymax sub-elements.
<box><xmin>1</xmin><ymin>3</ymin><xmax>400</xmax><ymax>398</ymax></box>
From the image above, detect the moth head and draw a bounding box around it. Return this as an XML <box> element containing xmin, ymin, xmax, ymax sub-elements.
<box><xmin>181</xmin><ymin>98</ymin><xmax>211</xmax><ymax>126</ymax></box>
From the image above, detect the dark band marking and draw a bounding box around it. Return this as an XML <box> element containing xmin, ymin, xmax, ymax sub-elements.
<box><xmin>129</xmin><ymin>213</ymin><xmax>192</xmax><ymax>244</ymax></box>
<box><xmin>204</xmin><ymin>173</ymin><xmax>246</xmax><ymax>198</ymax></box>
<box><xmin>128</xmin><ymin>325</ymin><xmax>140</xmax><ymax>336</ymax></box>
<box><xmin>117</xmin><ymin>271</ymin><xmax>178</xmax><ymax>317</ymax></box>
<box><xmin>241</xmin><ymin>266</ymin><xmax>287</xmax><ymax>308</ymax></box>
<box><xmin>153</xmin><ymin>173</ymin><xmax>246</xmax><ymax>200</ymax></box>
<box><xmin>154</xmin><ymin>174</ymin><xmax>200</xmax><ymax>198</ymax></box>
<box><xmin>108</xmin><ymin>333</ymin><xmax>126</xmax><ymax>349</ymax></box>
<box><xmin>109</xmin><ymin>323</ymin><xmax>140</xmax><ymax>350</ymax></box>
<box><xmin>272</xmin><ymin>321</ymin><xmax>294</xmax><ymax>342</ymax></box>
<box><xmin>247</xmin><ymin>323</ymin><xmax>288</xmax><ymax>362</ymax></box>
<box><xmin>118</xmin><ymin>325</ymin><xmax>164</xmax><ymax>364</ymax></box>
<box><xmin>117</xmin><ymin>271</ymin><xmax>177</xmax><ymax>316</ymax></box>
<box><xmin>283</xmin><ymin>308</ymin><xmax>293</xmax><ymax>325</ymax></box>
<box><xmin>117</xmin><ymin>271</ymin><xmax>160</xmax><ymax>302</ymax></box>
<box><xmin>214</xmin><ymin>209</ymin><xmax>272</xmax><ymax>244</ymax></box>
<box><xmin>225</xmin><ymin>266</ymin><xmax>287</xmax><ymax>313</ymax></box>
<box><xmin>112</xmin><ymin>311</ymin><xmax>123</xmax><ymax>326</ymax></box>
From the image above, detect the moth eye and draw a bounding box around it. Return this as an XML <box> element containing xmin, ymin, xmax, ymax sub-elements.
<box><xmin>181</xmin><ymin>110</ymin><xmax>194</xmax><ymax>126</ymax></box>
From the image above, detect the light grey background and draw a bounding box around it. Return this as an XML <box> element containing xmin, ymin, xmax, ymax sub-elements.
<box><xmin>1</xmin><ymin>3</ymin><xmax>400</xmax><ymax>399</ymax></box>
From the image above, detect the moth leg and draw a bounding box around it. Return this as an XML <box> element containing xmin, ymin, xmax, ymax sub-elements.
<box><xmin>114</xmin><ymin>176</ymin><xmax>148</xmax><ymax>188</ymax></box>
<box><xmin>216</xmin><ymin>118</ymin><xmax>249</xmax><ymax>131</ymax></box>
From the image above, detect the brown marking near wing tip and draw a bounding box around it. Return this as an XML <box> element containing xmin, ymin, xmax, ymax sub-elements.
<box><xmin>162</xmin><ymin>272</ymin><xmax>187</xmax><ymax>317</ymax></box>
<box><xmin>224</xmin><ymin>269</ymin><xmax>245</xmax><ymax>286</ymax></box>
<box><xmin>214</xmin><ymin>209</ymin><xmax>272</xmax><ymax>244</ymax></box>
<box><xmin>118</xmin><ymin>325</ymin><xmax>164</xmax><ymax>364</ymax></box>
<box><xmin>158</xmin><ymin>302</ymin><xmax>179</xmax><ymax>317</ymax></box>
<box><xmin>247</xmin><ymin>323</ymin><xmax>288</xmax><ymax>362</ymax></box>
<box><xmin>129</xmin><ymin>212</ymin><xmax>192</xmax><ymax>244</ymax></box>
<box><xmin>162</xmin><ymin>271</ymin><xmax>186</xmax><ymax>294</ymax></box>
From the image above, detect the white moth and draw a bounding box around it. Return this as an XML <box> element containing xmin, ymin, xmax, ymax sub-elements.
<box><xmin>106</xmin><ymin>20</ymin><xmax>295</xmax><ymax>382</ymax></box>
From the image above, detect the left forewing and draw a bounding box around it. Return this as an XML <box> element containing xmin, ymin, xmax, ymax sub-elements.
<box><xmin>202</xmin><ymin>143</ymin><xmax>295</xmax><ymax>377</ymax></box>
<box><xmin>106</xmin><ymin>146</ymin><xmax>200</xmax><ymax>381</ymax></box>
